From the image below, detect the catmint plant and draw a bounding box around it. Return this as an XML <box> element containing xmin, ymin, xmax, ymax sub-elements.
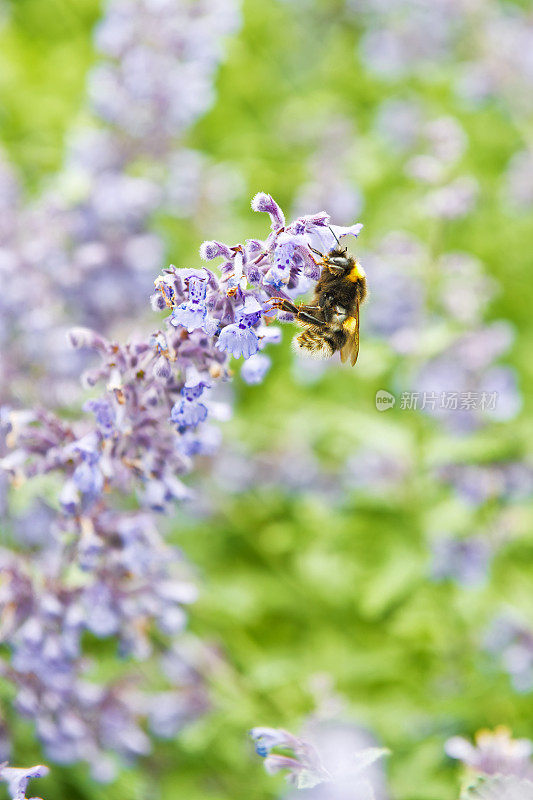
<box><xmin>0</xmin><ymin>0</ymin><xmax>241</xmax><ymax>408</ymax></box>
<box><xmin>445</xmin><ymin>727</ymin><xmax>533</xmax><ymax>781</ymax></box>
<box><xmin>0</xmin><ymin>762</ymin><xmax>49</xmax><ymax>800</ymax></box>
<box><xmin>250</xmin><ymin>725</ymin><xmax>389</xmax><ymax>797</ymax></box>
<box><xmin>0</xmin><ymin>196</ymin><xmax>362</xmax><ymax>776</ymax></box>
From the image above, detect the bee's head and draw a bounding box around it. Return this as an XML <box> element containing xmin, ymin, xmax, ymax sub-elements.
<box><xmin>326</xmin><ymin>247</ymin><xmax>352</xmax><ymax>272</ymax></box>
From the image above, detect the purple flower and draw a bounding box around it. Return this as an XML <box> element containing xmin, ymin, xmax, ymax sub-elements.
<box><xmin>58</xmin><ymin>480</ymin><xmax>79</xmax><ymax>516</ymax></box>
<box><xmin>170</xmin><ymin>375</ymin><xmax>210</xmax><ymax>432</ymax></box>
<box><xmin>170</xmin><ymin>274</ymin><xmax>210</xmax><ymax>333</ymax></box>
<box><xmin>484</xmin><ymin>616</ymin><xmax>533</xmax><ymax>692</ymax></box>
<box><xmin>264</xmin><ymin>235</ymin><xmax>299</xmax><ymax>288</ymax></box>
<box><xmin>0</xmin><ymin>763</ymin><xmax>49</xmax><ymax>800</ymax></box>
<box><xmin>200</xmin><ymin>240</ymin><xmax>234</xmax><ymax>260</ymax></box>
<box><xmin>215</xmin><ymin>298</ymin><xmax>263</xmax><ymax>360</ymax></box>
<box><xmin>72</xmin><ymin>460</ymin><xmax>104</xmax><ymax>500</ymax></box>
<box><xmin>283</xmin><ymin>718</ymin><xmax>391</xmax><ymax>800</ymax></box>
<box><xmin>287</xmin><ymin>214</ymin><xmax>363</xmax><ymax>255</ymax></box>
<box><xmin>461</xmin><ymin>775</ymin><xmax>533</xmax><ymax>799</ymax></box>
<box><xmin>251</xmin><ymin>192</ymin><xmax>286</xmax><ymax>229</ymax></box>
<box><xmin>430</xmin><ymin>535</ymin><xmax>492</xmax><ymax>586</ymax></box>
<box><xmin>251</xmin><ymin>726</ymin><xmax>311</xmax><ymax>759</ymax></box>
<box><xmin>250</xmin><ymin>725</ymin><xmax>388</xmax><ymax>793</ymax></box>
<box><xmin>83</xmin><ymin>398</ymin><xmax>115</xmax><ymax>436</ymax></box>
<box><xmin>240</xmin><ymin>353</ymin><xmax>271</xmax><ymax>384</ymax></box>
<box><xmin>1</xmin><ymin>192</ymin><xmax>366</xmax><ymax>776</ymax></box>
<box><xmin>216</xmin><ymin>320</ymin><xmax>259</xmax><ymax>359</ymax></box>
<box><xmin>425</xmin><ymin>176</ymin><xmax>478</xmax><ymax>219</ymax></box>
<box><xmin>445</xmin><ymin>727</ymin><xmax>533</xmax><ymax>780</ymax></box>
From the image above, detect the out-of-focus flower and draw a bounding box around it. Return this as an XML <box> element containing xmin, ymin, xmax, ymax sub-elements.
<box><xmin>361</xmin><ymin>232</ymin><xmax>426</xmax><ymax>354</ymax></box>
<box><xmin>345</xmin><ymin>447</ymin><xmax>408</xmax><ymax>495</ymax></box>
<box><xmin>251</xmin><ymin>727</ymin><xmax>332</xmax><ymax>788</ymax></box>
<box><xmin>437</xmin><ymin>253</ymin><xmax>496</xmax><ymax>326</ymax></box>
<box><xmin>354</xmin><ymin>0</ymin><xmax>476</xmax><ymax>79</ymax></box>
<box><xmin>374</xmin><ymin>98</ymin><xmax>423</xmax><ymax>153</ymax></box>
<box><xmin>240</xmin><ymin>353</ymin><xmax>271</xmax><ymax>384</ymax></box>
<box><xmin>90</xmin><ymin>0</ymin><xmax>241</xmax><ymax>154</ymax></box>
<box><xmin>413</xmin><ymin>322</ymin><xmax>521</xmax><ymax>432</ymax></box>
<box><xmin>284</xmin><ymin>719</ymin><xmax>390</xmax><ymax>800</ymax></box>
<box><xmin>1</xmin><ymin>195</ymin><xmax>360</xmax><ymax>773</ymax></box>
<box><xmin>430</xmin><ymin>534</ymin><xmax>492</xmax><ymax>587</ymax></box>
<box><xmin>461</xmin><ymin>774</ymin><xmax>533</xmax><ymax>799</ymax></box>
<box><xmin>484</xmin><ymin>616</ymin><xmax>533</xmax><ymax>693</ymax></box>
<box><xmin>425</xmin><ymin>176</ymin><xmax>478</xmax><ymax>219</ymax></box>
<box><xmin>0</xmin><ymin>0</ymin><xmax>242</xmax><ymax>407</ymax></box>
<box><xmin>436</xmin><ymin>462</ymin><xmax>533</xmax><ymax>508</ymax></box>
<box><xmin>251</xmin><ymin>725</ymin><xmax>388</xmax><ymax>796</ymax></box>
<box><xmin>0</xmin><ymin>762</ymin><xmax>49</xmax><ymax>800</ymax></box>
<box><xmin>292</xmin><ymin>117</ymin><xmax>363</xmax><ymax>225</ymax></box>
<box><xmin>445</xmin><ymin>727</ymin><xmax>533</xmax><ymax>781</ymax></box>
<box><xmin>504</xmin><ymin>149</ymin><xmax>533</xmax><ymax>211</ymax></box>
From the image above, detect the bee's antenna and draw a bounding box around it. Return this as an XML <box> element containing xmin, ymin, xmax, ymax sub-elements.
<box><xmin>328</xmin><ymin>226</ymin><xmax>341</xmax><ymax>247</ymax></box>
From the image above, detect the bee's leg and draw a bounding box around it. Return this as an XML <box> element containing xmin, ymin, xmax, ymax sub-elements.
<box><xmin>269</xmin><ymin>298</ymin><xmax>328</xmax><ymax>327</ymax></box>
<box><xmin>269</xmin><ymin>298</ymin><xmax>300</xmax><ymax>314</ymax></box>
<box><xmin>297</xmin><ymin>311</ymin><xmax>329</xmax><ymax>328</ymax></box>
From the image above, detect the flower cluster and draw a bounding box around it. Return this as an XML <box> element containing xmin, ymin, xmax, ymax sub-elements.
<box><xmin>250</xmin><ymin>725</ymin><xmax>389</xmax><ymax>797</ymax></box>
<box><xmin>292</xmin><ymin>116</ymin><xmax>363</xmax><ymax>225</ymax></box>
<box><xmin>445</xmin><ymin>727</ymin><xmax>533</xmax><ymax>781</ymax></box>
<box><xmin>354</xmin><ymin>0</ymin><xmax>475</xmax><ymax>79</ymax></box>
<box><xmin>0</xmin><ymin>0</ymin><xmax>241</xmax><ymax>408</ymax></box>
<box><xmin>90</xmin><ymin>0</ymin><xmax>240</xmax><ymax>156</ymax></box>
<box><xmin>1</xmin><ymin>195</ymin><xmax>362</xmax><ymax>775</ymax></box>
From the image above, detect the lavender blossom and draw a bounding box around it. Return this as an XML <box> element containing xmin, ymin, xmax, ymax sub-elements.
<box><xmin>484</xmin><ymin>616</ymin><xmax>533</xmax><ymax>693</ymax></box>
<box><xmin>90</xmin><ymin>0</ymin><xmax>240</xmax><ymax>155</ymax></box>
<box><xmin>354</xmin><ymin>0</ymin><xmax>474</xmax><ymax>79</ymax></box>
<box><xmin>292</xmin><ymin>117</ymin><xmax>363</xmax><ymax>225</ymax></box>
<box><xmin>251</xmin><ymin>727</ymin><xmax>333</xmax><ymax>788</ymax></box>
<box><xmin>413</xmin><ymin>322</ymin><xmax>521</xmax><ymax>432</ymax></box>
<box><xmin>170</xmin><ymin>273</ymin><xmax>211</xmax><ymax>333</ymax></box>
<box><xmin>284</xmin><ymin>719</ymin><xmax>390</xmax><ymax>800</ymax></box>
<box><xmin>504</xmin><ymin>149</ymin><xmax>533</xmax><ymax>211</ymax></box>
<box><xmin>436</xmin><ymin>461</ymin><xmax>533</xmax><ymax>508</ymax></box>
<box><xmin>344</xmin><ymin>447</ymin><xmax>408</xmax><ymax>495</ymax></box>
<box><xmin>430</xmin><ymin>534</ymin><xmax>492</xmax><ymax>587</ymax></box>
<box><xmin>1</xmin><ymin>195</ymin><xmax>361</xmax><ymax>773</ymax></box>
<box><xmin>424</xmin><ymin>176</ymin><xmax>478</xmax><ymax>220</ymax></box>
<box><xmin>0</xmin><ymin>0</ymin><xmax>241</xmax><ymax>407</ymax></box>
<box><xmin>462</xmin><ymin>775</ymin><xmax>533</xmax><ymax>800</ymax></box>
<box><xmin>0</xmin><ymin>763</ymin><xmax>49</xmax><ymax>800</ymax></box>
<box><xmin>240</xmin><ymin>353</ymin><xmax>271</xmax><ymax>384</ymax></box>
<box><xmin>0</xmin><ymin>541</ymin><xmax>206</xmax><ymax>779</ymax></box>
<box><xmin>445</xmin><ymin>727</ymin><xmax>533</xmax><ymax>781</ymax></box>
<box><xmin>361</xmin><ymin>232</ymin><xmax>426</xmax><ymax>353</ymax></box>
<box><xmin>251</xmin><ymin>726</ymin><xmax>388</xmax><ymax>797</ymax></box>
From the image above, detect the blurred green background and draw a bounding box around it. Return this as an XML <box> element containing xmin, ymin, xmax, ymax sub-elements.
<box><xmin>1</xmin><ymin>1</ymin><xmax>533</xmax><ymax>799</ymax></box>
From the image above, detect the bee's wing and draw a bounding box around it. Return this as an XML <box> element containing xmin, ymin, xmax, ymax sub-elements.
<box><xmin>340</xmin><ymin>303</ymin><xmax>360</xmax><ymax>366</ymax></box>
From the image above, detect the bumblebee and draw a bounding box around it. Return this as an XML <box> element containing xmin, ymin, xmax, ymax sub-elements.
<box><xmin>270</xmin><ymin>238</ymin><xmax>367</xmax><ymax>366</ymax></box>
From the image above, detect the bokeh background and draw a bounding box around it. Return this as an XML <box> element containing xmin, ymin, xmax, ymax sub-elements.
<box><xmin>1</xmin><ymin>0</ymin><xmax>533</xmax><ymax>799</ymax></box>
